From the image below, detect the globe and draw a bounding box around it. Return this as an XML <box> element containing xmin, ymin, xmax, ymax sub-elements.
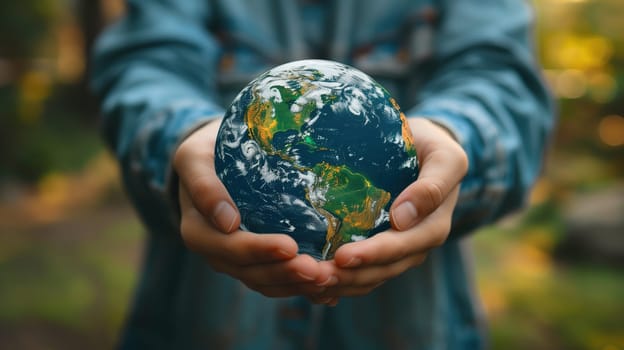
<box><xmin>215</xmin><ymin>59</ymin><xmax>419</xmax><ymax>260</ymax></box>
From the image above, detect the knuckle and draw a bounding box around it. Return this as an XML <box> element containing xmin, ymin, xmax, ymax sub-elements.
<box><xmin>188</xmin><ymin>179</ymin><xmax>221</xmax><ymax>214</ymax></box>
<box><xmin>179</xmin><ymin>218</ymin><xmax>201</xmax><ymax>251</ymax></box>
<box><xmin>457</xmin><ymin>149</ymin><xmax>469</xmax><ymax>175</ymax></box>
<box><xmin>449</xmin><ymin>143</ymin><xmax>469</xmax><ymax>172</ymax></box>
<box><xmin>422</xmin><ymin>180</ymin><xmax>445</xmax><ymax>207</ymax></box>
<box><xmin>220</xmin><ymin>239</ymin><xmax>241</xmax><ymax>262</ymax></box>
<box><xmin>390</xmin><ymin>235</ymin><xmax>409</xmax><ymax>260</ymax></box>
<box><xmin>431</xmin><ymin>222</ymin><xmax>452</xmax><ymax>247</ymax></box>
<box><xmin>173</xmin><ymin>141</ymin><xmax>201</xmax><ymax>171</ymax></box>
<box><xmin>179</xmin><ymin>217</ymin><xmax>191</xmax><ymax>239</ymax></box>
<box><xmin>188</xmin><ymin>177</ymin><xmax>213</xmax><ymax>200</ymax></box>
<box><xmin>237</xmin><ymin>236</ymin><xmax>257</xmax><ymax>255</ymax></box>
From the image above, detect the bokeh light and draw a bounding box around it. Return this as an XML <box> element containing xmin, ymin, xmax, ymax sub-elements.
<box><xmin>598</xmin><ymin>115</ymin><xmax>624</xmax><ymax>147</ymax></box>
<box><xmin>56</xmin><ymin>21</ymin><xmax>85</xmax><ymax>83</ymax></box>
<box><xmin>554</xmin><ymin>69</ymin><xmax>587</xmax><ymax>99</ymax></box>
<box><xmin>588</xmin><ymin>71</ymin><xmax>617</xmax><ymax>103</ymax></box>
<box><xmin>546</xmin><ymin>34</ymin><xmax>613</xmax><ymax>70</ymax></box>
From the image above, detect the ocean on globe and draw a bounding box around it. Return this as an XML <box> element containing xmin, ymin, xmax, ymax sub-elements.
<box><xmin>215</xmin><ymin>59</ymin><xmax>419</xmax><ymax>260</ymax></box>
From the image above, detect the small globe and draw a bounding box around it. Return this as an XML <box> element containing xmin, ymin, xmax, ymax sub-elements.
<box><xmin>215</xmin><ymin>59</ymin><xmax>419</xmax><ymax>260</ymax></box>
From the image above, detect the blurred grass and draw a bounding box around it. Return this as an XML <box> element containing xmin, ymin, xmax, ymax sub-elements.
<box><xmin>473</xmin><ymin>204</ymin><xmax>624</xmax><ymax>350</ymax></box>
<box><xmin>0</xmin><ymin>205</ymin><xmax>143</xmax><ymax>349</ymax></box>
<box><xmin>0</xmin><ymin>153</ymin><xmax>144</xmax><ymax>349</ymax></box>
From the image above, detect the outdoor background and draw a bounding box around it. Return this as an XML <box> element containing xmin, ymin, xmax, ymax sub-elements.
<box><xmin>0</xmin><ymin>0</ymin><xmax>622</xmax><ymax>349</ymax></box>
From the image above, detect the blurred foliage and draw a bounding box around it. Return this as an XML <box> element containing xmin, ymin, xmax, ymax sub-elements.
<box><xmin>0</xmin><ymin>2</ymin><xmax>95</xmax><ymax>183</ymax></box>
<box><xmin>0</xmin><ymin>1</ymin><xmax>59</xmax><ymax>58</ymax></box>
<box><xmin>0</xmin><ymin>0</ymin><xmax>622</xmax><ymax>349</ymax></box>
<box><xmin>474</xmin><ymin>209</ymin><xmax>624</xmax><ymax>350</ymax></box>
<box><xmin>0</xmin><ymin>0</ymin><xmax>117</xmax><ymax>183</ymax></box>
<box><xmin>0</xmin><ymin>203</ymin><xmax>142</xmax><ymax>349</ymax></box>
<box><xmin>533</xmin><ymin>0</ymin><xmax>624</xmax><ymax>188</ymax></box>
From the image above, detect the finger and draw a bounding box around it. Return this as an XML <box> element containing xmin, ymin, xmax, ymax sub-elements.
<box><xmin>333</xmin><ymin>231</ymin><xmax>418</xmax><ymax>267</ymax></box>
<box><xmin>174</xmin><ymin>120</ymin><xmax>240</xmax><ymax>233</ymax></box>
<box><xmin>335</xmin><ymin>186</ymin><xmax>459</xmax><ymax>268</ymax></box>
<box><xmin>315</xmin><ymin>263</ymin><xmax>339</xmax><ymax>287</ymax></box>
<box><xmin>391</xmin><ymin>120</ymin><xmax>468</xmax><ymax>231</ymax></box>
<box><xmin>234</xmin><ymin>254</ymin><xmax>323</xmax><ymax>286</ymax></box>
<box><xmin>180</xmin><ymin>200</ymin><xmax>299</xmax><ymax>265</ymax></box>
<box><xmin>180</xmin><ymin>186</ymin><xmax>301</xmax><ymax>264</ymax></box>
<box><xmin>209</xmin><ymin>231</ymin><xmax>300</xmax><ymax>266</ymax></box>
<box><xmin>324</xmin><ymin>253</ymin><xmax>427</xmax><ymax>291</ymax></box>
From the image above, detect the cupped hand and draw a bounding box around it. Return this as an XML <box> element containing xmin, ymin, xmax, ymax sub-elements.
<box><xmin>309</xmin><ymin>117</ymin><xmax>468</xmax><ymax>304</ymax></box>
<box><xmin>174</xmin><ymin>119</ymin><xmax>333</xmax><ymax>297</ymax></box>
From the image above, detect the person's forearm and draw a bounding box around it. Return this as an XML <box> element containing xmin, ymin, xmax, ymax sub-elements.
<box><xmin>90</xmin><ymin>1</ymin><xmax>224</xmax><ymax>234</ymax></box>
<box><xmin>408</xmin><ymin>0</ymin><xmax>555</xmax><ymax>236</ymax></box>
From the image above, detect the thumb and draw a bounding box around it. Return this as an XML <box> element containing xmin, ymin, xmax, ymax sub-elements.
<box><xmin>390</xmin><ymin>121</ymin><xmax>468</xmax><ymax>231</ymax></box>
<box><xmin>390</xmin><ymin>174</ymin><xmax>450</xmax><ymax>231</ymax></box>
<box><xmin>174</xmin><ymin>120</ymin><xmax>240</xmax><ymax>233</ymax></box>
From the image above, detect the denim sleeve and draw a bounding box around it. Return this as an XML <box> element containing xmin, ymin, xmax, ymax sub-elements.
<box><xmin>91</xmin><ymin>0</ymin><xmax>224</xmax><ymax>233</ymax></box>
<box><xmin>407</xmin><ymin>0</ymin><xmax>555</xmax><ymax>236</ymax></box>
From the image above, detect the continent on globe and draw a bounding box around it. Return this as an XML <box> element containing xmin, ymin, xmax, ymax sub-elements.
<box><xmin>215</xmin><ymin>59</ymin><xmax>419</xmax><ymax>260</ymax></box>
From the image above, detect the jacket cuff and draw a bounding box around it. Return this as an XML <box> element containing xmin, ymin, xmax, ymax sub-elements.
<box><xmin>405</xmin><ymin>108</ymin><xmax>478</xmax><ymax>175</ymax></box>
<box><xmin>126</xmin><ymin>101</ymin><xmax>223</xmax><ymax>234</ymax></box>
<box><xmin>404</xmin><ymin>108</ymin><xmax>491</xmax><ymax>238</ymax></box>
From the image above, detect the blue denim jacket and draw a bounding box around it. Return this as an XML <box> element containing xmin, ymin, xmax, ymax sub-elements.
<box><xmin>91</xmin><ymin>0</ymin><xmax>554</xmax><ymax>349</ymax></box>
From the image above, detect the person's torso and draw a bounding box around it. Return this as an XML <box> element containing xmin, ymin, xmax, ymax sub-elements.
<box><xmin>208</xmin><ymin>0</ymin><xmax>440</xmax><ymax>107</ymax></box>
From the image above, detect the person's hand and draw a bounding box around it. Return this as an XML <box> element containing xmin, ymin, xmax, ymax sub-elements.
<box><xmin>309</xmin><ymin>117</ymin><xmax>468</xmax><ymax>305</ymax></box>
<box><xmin>174</xmin><ymin>119</ymin><xmax>334</xmax><ymax>297</ymax></box>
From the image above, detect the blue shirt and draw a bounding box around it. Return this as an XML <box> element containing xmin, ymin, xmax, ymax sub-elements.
<box><xmin>91</xmin><ymin>0</ymin><xmax>554</xmax><ymax>349</ymax></box>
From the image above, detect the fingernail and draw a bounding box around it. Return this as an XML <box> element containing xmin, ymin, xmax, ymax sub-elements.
<box><xmin>297</xmin><ymin>272</ymin><xmax>316</xmax><ymax>281</ymax></box>
<box><xmin>342</xmin><ymin>257</ymin><xmax>361</xmax><ymax>268</ymax></box>
<box><xmin>392</xmin><ymin>201</ymin><xmax>418</xmax><ymax>231</ymax></box>
<box><xmin>317</xmin><ymin>275</ymin><xmax>338</xmax><ymax>287</ymax></box>
<box><xmin>212</xmin><ymin>201</ymin><xmax>238</xmax><ymax>232</ymax></box>
<box><xmin>328</xmin><ymin>297</ymin><xmax>340</xmax><ymax>307</ymax></box>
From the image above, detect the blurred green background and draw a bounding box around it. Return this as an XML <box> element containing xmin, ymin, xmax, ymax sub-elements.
<box><xmin>0</xmin><ymin>1</ymin><xmax>622</xmax><ymax>349</ymax></box>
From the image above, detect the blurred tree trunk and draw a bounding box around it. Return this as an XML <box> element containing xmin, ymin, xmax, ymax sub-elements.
<box><xmin>75</xmin><ymin>0</ymin><xmax>103</xmax><ymax>122</ymax></box>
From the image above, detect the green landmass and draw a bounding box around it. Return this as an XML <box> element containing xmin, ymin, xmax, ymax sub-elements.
<box><xmin>309</xmin><ymin>162</ymin><xmax>391</xmax><ymax>259</ymax></box>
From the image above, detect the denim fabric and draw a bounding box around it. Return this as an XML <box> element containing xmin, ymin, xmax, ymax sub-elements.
<box><xmin>91</xmin><ymin>0</ymin><xmax>554</xmax><ymax>348</ymax></box>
